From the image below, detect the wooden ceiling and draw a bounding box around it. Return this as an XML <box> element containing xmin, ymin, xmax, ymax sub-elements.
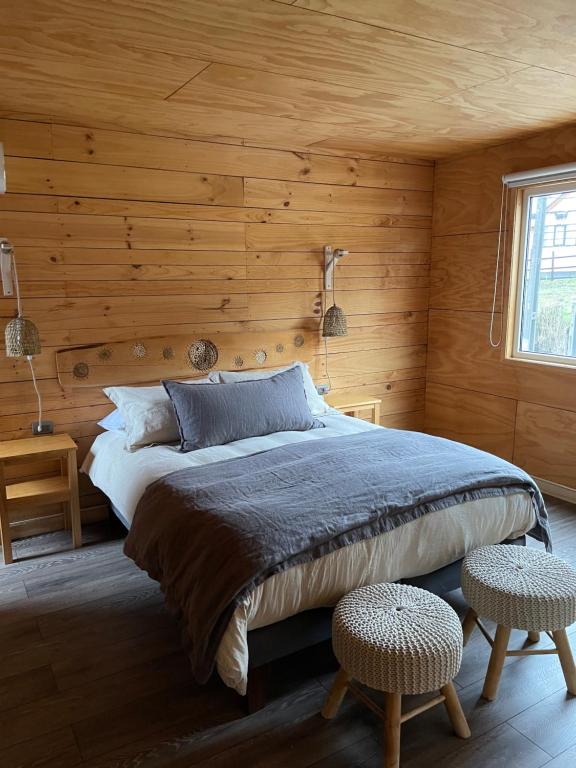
<box><xmin>2</xmin><ymin>0</ymin><xmax>576</xmax><ymax>159</ymax></box>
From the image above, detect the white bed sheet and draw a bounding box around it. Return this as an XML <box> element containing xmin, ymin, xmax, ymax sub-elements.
<box><xmin>82</xmin><ymin>416</ymin><xmax>536</xmax><ymax>694</ymax></box>
<box><xmin>82</xmin><ymin>411</ymin><xmax>379</xmax><ymax>523</ymax></box>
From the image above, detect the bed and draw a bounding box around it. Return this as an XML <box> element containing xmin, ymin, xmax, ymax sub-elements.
<box><xmin>59</xmin><ymin>331</ymin><xmax>549</xmax><ymax>709</ymax></box>
<box><xmin>83</xmin><ymin>413</ymin><xmax>538</xmax><ymax>693</ymax></box>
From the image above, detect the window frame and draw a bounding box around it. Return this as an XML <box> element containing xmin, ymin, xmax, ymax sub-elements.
<box><xmin>506</xmin><ymin>178</ymin><xmax>576</xmax><ymax>369</ymax></box>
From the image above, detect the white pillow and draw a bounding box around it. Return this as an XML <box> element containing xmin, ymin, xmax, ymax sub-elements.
<box><xmin>103</xmin><ymin>378</ymin><xmax>212</xmax><ymax>450</ymax></box>
<box><xmin>217</xmin><ymin>362</ymin><xmax>329</xmax><ymax>416</ymax></box>
<box><xmin>97</xmin><ymin>408</ymin><xmax>125</xmax><ymax>431</ymax></box>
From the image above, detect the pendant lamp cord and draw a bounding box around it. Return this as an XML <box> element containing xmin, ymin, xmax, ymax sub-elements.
<box><xmin>324</xmin><ymin>255</ymin><xmax>340</xmax><ymax>390</ymax></box>
<box><xmin>489</xmin><ymin>183</ymin><xmax>508</xmax><ymax>347</ymax></box>
<box><xmin>27</xmin><ymin>355</ymin><xmax>43</xmax><ymax>432</ymax></box>
<box><xmin>332</xmin><ymin>267</ymin><xmax>336</xmax><ymax>307</ymax></box>
<box><xmin>324</xmin><ymin>335</ymin><xmax>332</xmax><ymax>391</ymax></box>
<box><xmin>322</xmin><ymin>289</ymin><xmax>333</xmax><ymax>391</ymax></box>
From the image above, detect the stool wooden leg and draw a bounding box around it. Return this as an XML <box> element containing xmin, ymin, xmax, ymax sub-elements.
<box><xmin>383</xmin><ymin>692</ymin><xmax>402</xmax><ymax>768</ymax></box>
<box><xmin>552</xmin><ymin>629</ymin><xmax>576</xmax><ymax>695</ymax></box>
<box><xmin>322</xmin><ymin>668</ymin><xmax>351</xmax><ymax>719</ymax></box>
<box><xmin>462</xmin><ymin>608</ymin><xmax>477</xmax><ymax>646</ymax></box>
<box><xmin>441</xmin><ymin>682</ymin><xmax>471</xmax><ymax>739</ymax></box>
<box><xmin>527</xmin><ymin>631</ymin><xmax>540</xmax><ymax>644</ymax></box>
<box><xmin>482</xmin><ymin>624</ymin><xmax>511</xmax><ymax>701</ymax></box>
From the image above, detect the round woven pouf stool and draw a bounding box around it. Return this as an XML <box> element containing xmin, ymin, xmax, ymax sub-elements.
<box><xmin>322</xmin><ymin>583</ymin><xmax>470</xmax><ymax>768</ymax></box>
<box><xmin>462</xmin><ymin>545</ymin><xmax>576</xmax><ymax>701</ymax></box>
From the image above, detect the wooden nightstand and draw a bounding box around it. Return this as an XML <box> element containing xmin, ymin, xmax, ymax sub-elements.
<box><xmin>325</xmin><ymin>391</ymin><xmax>382</xmax><ymax>425</ymax></box>
<box><xmin>0</xmin><ymin>434</ymin><xmax>81</xmax><ymax>564</ymax></box>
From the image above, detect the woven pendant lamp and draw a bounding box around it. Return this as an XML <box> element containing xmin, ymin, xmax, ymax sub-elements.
<box><xmin>322</xmin><ymin>304</ymin><xmax>348</xmax><ymax>337</ymax></box>
<box><xmin>2</xmin><ymin>239</ymin><xmax>41</xmax><ymax>357</ymax></box>
<box><xmin>322</xmin><ymin>246</ymin><xmax>348</xmax><ymax>338</ymax></box>
<box><xmin>2</xmin><ymin>238</ymin><xmax>45</xmax><ymax>433</ymax></box>
<box><xmin>5</xmin><ymin>315</ymin><xmax>41</xmax><ymax>357</ymax></box>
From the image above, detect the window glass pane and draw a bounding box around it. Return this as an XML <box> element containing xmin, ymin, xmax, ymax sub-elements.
<box><xmin>519</xmin><ymin>189</ymin><xmax>576</xmax><ymax>359</ymax></box>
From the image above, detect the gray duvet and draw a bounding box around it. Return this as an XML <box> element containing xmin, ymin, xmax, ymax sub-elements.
<box><xmin>124</xmin><ymin>428</ymin><xmax>550</xmax><ymax>683</ymax></box>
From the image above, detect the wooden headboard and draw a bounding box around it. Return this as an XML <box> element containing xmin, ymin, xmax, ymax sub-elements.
<box><xmin>56</xmin><ymin>331</ymin><xmax>317</xmax><ymax>388</ymax></box>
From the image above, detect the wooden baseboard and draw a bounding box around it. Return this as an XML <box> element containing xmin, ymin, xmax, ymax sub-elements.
<box><xmin>534</xmin><ymin>477</ymin><xmax>576</xmax><ymax>505</ymax></box>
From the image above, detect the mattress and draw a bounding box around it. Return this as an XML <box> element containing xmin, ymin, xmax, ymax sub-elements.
<box><xmin>82</xmin><ymin>415</ymin><xmax>536</xmax><ymax>694</ymax></box>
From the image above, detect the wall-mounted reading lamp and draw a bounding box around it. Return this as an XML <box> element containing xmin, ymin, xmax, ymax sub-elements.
<box><xmin>321</xmin><ymin>245</ymin><xmax>349</xmax><ymax>391</ymax></box>
<box><xmin>323</xmin><ymin>245</ymin><xmax>348</xmax><ymax>291</ymax></box>
<box><xmin>322</xmin><ymin>245</ymin><xmax>349</xmax><ymax>338</ymax></box>
<box><xmin>1</xmin><ymin>239</ymin><xmax>48</xmax><ymax>434</ymax></box>
<box><xmin>0</xmin><ymin>144</ymin><xmax>50</xmax><ymax>434</ymax></box>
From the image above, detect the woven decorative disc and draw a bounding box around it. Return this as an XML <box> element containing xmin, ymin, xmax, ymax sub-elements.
<box><xmin>73</xmin><ymin>362</ymin><xmax>89</xmax><ymax>380</ymax></box>
<box><xmin>294</xmin><ymin>334</ymin><xmax>305</xmax><ymax>348</ymax></box>
<box><xmin>188</xmin><ymin>339</ymin><xmax>219</xmax><ymax>371</ymax></box>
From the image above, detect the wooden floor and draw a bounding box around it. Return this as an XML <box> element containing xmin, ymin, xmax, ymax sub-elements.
<box><xmin>1</xmin><ymin>497</ymin><xmax>575</xmax><ymax>768</ymax></box>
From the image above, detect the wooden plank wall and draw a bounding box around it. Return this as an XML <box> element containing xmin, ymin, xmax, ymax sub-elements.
<box><xmin>426</xmin><ymin>123</ymin><xmax>576</xmax><ymax>490</ymax></box>
<box><xmin>0</xmin><ymin>118</ymin><xmax>433</xmax><ymax>535</ymax></box>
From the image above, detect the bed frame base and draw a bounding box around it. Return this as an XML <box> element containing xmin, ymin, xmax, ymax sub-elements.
<box><xmin>245</xmin><ymin>536</ymin><xmax>526</xmax><ymax>713</ymax></box>
<box><xmin>110</xmin><ymin>501</ymin><xmax>526</xmax><ymax>714</ymax></box>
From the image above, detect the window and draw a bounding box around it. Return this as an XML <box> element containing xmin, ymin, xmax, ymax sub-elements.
<box><xmin>553</xmin><ymin>223</ymin><xmax>567</xmax><ymax>246</ymax></box>
<box><xmin>509</xmin><ymin>181</ymin><xmax>576</xmax><ymax>367</ymax></box>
